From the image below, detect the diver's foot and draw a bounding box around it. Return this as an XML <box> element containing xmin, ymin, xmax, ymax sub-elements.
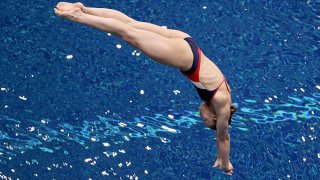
<box><xmin>54</xmin><ymin>7</ymin><xmax>84</xmax><ymax>22</ymax></box>
<box><xmin>56</xmin><ymin>2</ymin><xmax>84</xmax><ymax>12</ymax></box>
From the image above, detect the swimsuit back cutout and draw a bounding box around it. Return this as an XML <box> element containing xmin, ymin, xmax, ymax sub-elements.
<box><xmin>181</xmin><ymin>37</ymin><xmax>230</xmax><ymax>106</ymax></box>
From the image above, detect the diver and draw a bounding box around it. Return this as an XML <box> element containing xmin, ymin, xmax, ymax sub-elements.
<box><xmin>54</xmin><ymin>2</ymin><xmax>236</xmax><ymax>175</ymax></box>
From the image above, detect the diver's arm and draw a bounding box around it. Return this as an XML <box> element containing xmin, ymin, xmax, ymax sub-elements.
<box><xmin>214</xmin><ymin>102</ymin><xmax>231</xmax><ymax>170</ymax></box>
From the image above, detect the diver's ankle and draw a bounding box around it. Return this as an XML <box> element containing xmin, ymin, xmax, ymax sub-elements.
<box><xmin>81</xmin><ymin>6</ymin><xmax>87</xmax><ymax>13</ymax></box>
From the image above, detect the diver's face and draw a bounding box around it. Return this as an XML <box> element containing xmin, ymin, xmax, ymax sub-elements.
<box><xmin>199</xmin><ymin>103</ymin><xmax>217</xmax><ymax>128</ymax></box>
<box><xmin>203</xmin><ymin>116</ymin><xmax>217</xmax><ymax>128</ymax></box>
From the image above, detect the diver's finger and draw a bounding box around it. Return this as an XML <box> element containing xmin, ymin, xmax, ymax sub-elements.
<box><xmin>228</xmin><ymin>169</ymin><xmax>233</xmax><ymax>175</ymax></box>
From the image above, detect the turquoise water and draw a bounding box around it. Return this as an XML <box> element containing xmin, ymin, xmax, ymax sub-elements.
<box><xmin>0</xmin><ymin>0</ymin><xmax>319</xmax><ymax>179</ymax></box>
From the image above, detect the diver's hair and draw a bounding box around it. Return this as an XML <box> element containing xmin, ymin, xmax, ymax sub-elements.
<box><xmin>209</xmin><ymin>105</ymin><xmax>237</xmax><ymax>130</ymax></box>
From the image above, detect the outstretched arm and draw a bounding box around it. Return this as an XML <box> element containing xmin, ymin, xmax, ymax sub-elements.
<box><xmin>213</xmin><ymin>98</ymin><xmax>233</xmax><ymax>175</ymax></box>
<box><xmin>215</xmin><ymin>106</ymin><xmax>231</xmax><ymax>165</ymax></box>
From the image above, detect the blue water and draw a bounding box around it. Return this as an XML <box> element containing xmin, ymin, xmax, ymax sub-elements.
<box><xmin>1</xmin><ymin>0</ymin><xmax>319</xmax><ymax>179</ymax></box>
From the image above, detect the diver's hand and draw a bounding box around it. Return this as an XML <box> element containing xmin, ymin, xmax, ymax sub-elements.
<box><xmin>213</xmin><ymin>159</ymin><xmax>233</xmax><ymax>175</ymax></box>
<box><xmin>220</xmin><ymin>161</ymin><xmax>233</xmax><ymax>175</ymax></box>
<box><xmin>213</xmin><ymin>158</ymin><xmax>221</xmax><ymax>168</ymax></box>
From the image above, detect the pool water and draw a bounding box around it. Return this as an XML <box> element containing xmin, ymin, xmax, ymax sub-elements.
<box><xmin>0</xmin><ymin>0</ymin><xmax>319</xmax><ymax>179</ymax></box>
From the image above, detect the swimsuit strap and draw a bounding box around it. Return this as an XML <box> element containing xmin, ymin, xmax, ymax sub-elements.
<box><xmin>225</xmin><ymin>79</ymin><xmax>231</xmax><ymax>94</ymax></box>
<box><xmin>207</xmin><ymin>78</ymin><xmax>230</xmax><ymax>106</ymax></box>
<box><xmin>211</xmin><ymin>79</ymin><xmax>227</xmax><ymax>98</ymax></box>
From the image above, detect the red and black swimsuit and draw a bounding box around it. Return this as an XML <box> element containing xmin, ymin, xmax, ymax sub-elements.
<box><xmin>180</xmin><ymin>37</ymin><xmax>230</xmax><ymax>107</ymax></box>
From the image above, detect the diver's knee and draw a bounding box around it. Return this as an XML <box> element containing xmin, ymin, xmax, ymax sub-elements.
<box><xmin>121</xmin><ymin>27</ymin><xmax>140</xmax><ymax>47</ymax></box>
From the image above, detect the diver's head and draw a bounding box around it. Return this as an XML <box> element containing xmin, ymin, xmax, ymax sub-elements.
<box><xmin>199</xmin><ymin>103</ymin><xmax>217</xmax><ymax>129</ymax></box>
<box><xmin>199</xmin><ymin>103</ymin><xmax>237</xmax><ymax>130</ymax></box>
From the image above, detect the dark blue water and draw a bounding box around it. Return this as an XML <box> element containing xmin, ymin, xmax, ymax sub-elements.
<box><xmin>1</xmin><ymin>0</ymin><xmax>319</xmax><ymax>179</ymax></box>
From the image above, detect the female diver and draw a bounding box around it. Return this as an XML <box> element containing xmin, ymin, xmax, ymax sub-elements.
<box><xmin>54</xmin><ymin>2</ymin><xmax>236</xmax><ymax>175</ymax></box>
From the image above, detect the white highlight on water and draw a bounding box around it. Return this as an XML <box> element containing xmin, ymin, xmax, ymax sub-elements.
<box><xmin>84</xmin><ymin>158</ymin><xmax>96</xmax><ymax>165</ymax></box>
<box><xmin>103</xmin><ymin>152</ymin><xmax>109</xmax><ymax>157</ymax></box>
<box><xmin>116</xmin><ymin>44</ymin><xmax>122</xmax><ymax>49</ymax></box>
<box><xmin>301</xmin><ymin>136</ymin><xmax>306</xmax><ymax>142</ymax></box>
<box><xmin>41</xmin><ymin>119</ymin><xmax>48</xmax><ymax>124</ymax></box>
<box><xmin>168</xmin><ymin>114</ymin><xmax>174</xmax><ymax>119</ymax></box>
<box><xmin>42</xmin><ymin>135</ymin><xmax>49</xmax><ymax>141</ymax></box>
<box><xmin>123</xmin><ymin>135</ymin><xmax>130</xmax><ymax>141</ymax></box>
<box><xmin>145</xmin><ymin>146</ymin><xmax>152</xmax><ymax>150</ymax></box>
<box><xmin>66</xmin><ymin>55</ymin><xmax>73</xmax><ymax>59</ymax></box>
<box><xmin>161</xmin><ymin>137</ymin><xmax>169</xmax><ymax>144</ymax></box>
<box><xmin>102</xmin><ymin>142</ymin><xmax>110</xmax><ymax>147</ymax></box>
<box><xmin>126</xmin><ymin>161</ymin><xmax>131</xmax><ymax>166</ymax></box>
<box><xmin>119</xmin><ymin>149</ymin><xmax>125</xmax><ymax>153</ymax></box>
<box><xmin>19</xmin><ymin>96</ymin><xmax>27</xmax><ymax>100</ymax></box>
<box><xmin>203</xmin><ymin>6</ymin><xmax>207</xmax><ymax>9</ymax></box>
<box><xmin>102</xmin><ymin>171</ymin><xmax>109</xmax><ymax>176</ymax></box>
<box><xmin>161</xmin><ymin>125</ymin><xmax>177</xmax><ymax>133</ymax></box>
<box><xmin>137</xmin><ymin>123</ymin><xmax>144</xmax><ymax>127</ymax></box>
<box><xmin>316</xmin><ymin>85</ymin><xmax>320</xmax><ymax>90</ymax></box>
<box><xmin>300</xmin><ymin>88</ymin><xmax>305</xmax><ymax>92</ymax></box>
<box><xmin>112</xmin><ymin>152</ymin><xmax>117</xmax><ymax>157</ymax></box>
<box><xmin>173</xmin><ymin>90</ymin><xmax>180</xmax><ymax>95</ymax></box>
<box><xmin>118</xmin><ymin>163</ymin><xmax>123</xmax><ymax>168</ymax></box>
<box><xmin>84</xmin><ymin>158</ymin><xmax>92</xmax><ymax>163</ymax></box>
<box><xmin>118</xmin><ymin>122</ymin><xmax>127</xmax><ymax>127</ymax></box>
<box><xmin>140</xmin><ymin>90</ymin><xmax>144</xmax><ymax>95</ymax></box>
